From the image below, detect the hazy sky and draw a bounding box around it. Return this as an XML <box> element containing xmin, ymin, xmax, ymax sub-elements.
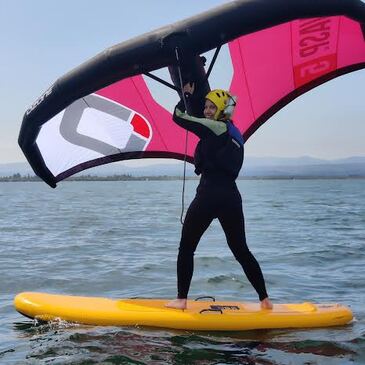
<box><xmin>1</xmin><ymin>0</ymin><xmax>364</xmax><ymax>164</ymax></box>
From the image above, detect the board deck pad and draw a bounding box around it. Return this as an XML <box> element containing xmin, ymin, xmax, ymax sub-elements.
<box><xmin>14</xmin><ymin>292</ymin><xmax>353</xmax><ymax>331</ymax></box>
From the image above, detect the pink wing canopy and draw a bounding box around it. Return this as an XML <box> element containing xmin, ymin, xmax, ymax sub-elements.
<box><xmin>94</xmin><ymin>16</ymin><xmax>365</xmax><ymax>159</ymax></box>
<box><xmin>230</xmin><ymin>16</ymin><xmax>365</xmax><ymax>138</ymax></box>
<box><xmin>30</xmin><ymin>15</ymin><xmax>365</xmax><ymax>185</ymax></box>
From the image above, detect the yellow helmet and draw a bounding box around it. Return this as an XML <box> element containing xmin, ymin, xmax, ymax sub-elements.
<box><xmin>205</xmin><ymin>89</ymin><xmax>233</xmax><ymax>120</ymax></box>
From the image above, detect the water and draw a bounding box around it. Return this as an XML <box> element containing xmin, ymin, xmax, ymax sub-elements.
<box><xmin>1</xmin><ymin>179</ymin><xmax>365</xmax><ymax>364</ymax></box>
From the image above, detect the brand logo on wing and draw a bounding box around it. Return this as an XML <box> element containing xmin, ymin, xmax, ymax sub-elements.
<box><xmin>59</xmin><ymin>94</ymin><xmax>152</xmax><ymax>156</ymax></box>
<box><xmin>26</xmin><ymin>87</ymin><xmax>53</xmax><ymax>115</ymax></box>
<box><xmin>293</xmin><ymin>17</ymin><xmax>338</xmax><ymax>88</ymax></box>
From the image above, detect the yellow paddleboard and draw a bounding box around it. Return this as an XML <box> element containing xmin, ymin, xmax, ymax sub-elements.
<box><xmin>14</xmin><ymin>292</ymin><xmax>353</xmax><ymax>331</ymax></box>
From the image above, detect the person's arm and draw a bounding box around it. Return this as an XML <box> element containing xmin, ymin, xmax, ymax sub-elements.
<box><xmin>173</xmin><ymin>107</ymin><xmax>227</xmax><ymax>138</ymax></box>
<box><xmin>172</xmin><ymin>83</ymin><xmax>227</xmax><ymax>138</ymax></box>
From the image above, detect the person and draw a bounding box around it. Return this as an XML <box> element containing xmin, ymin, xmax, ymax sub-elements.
<box><xmin>166</xmin><ymin>84</ymin><xmax>273</xmax><ymax>310</ymax></box>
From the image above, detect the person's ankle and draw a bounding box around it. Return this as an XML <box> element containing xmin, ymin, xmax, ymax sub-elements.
<box><xmin>165</xmin><ymin>298</ymin><xmax>187</xmax><ymax>309</ymax></box>
<box><xmin>260</xmin><ymin>297</ymin><xmax>273</xmax><ymax>309</ymax></box>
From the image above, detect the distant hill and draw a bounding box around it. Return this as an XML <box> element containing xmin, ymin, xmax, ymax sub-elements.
<box><xmin>1</xmin><ymin>156</ymin><xmax>365</xmax><ymax>178</ymax></box>
<box><xmin>242</xmin><ymin>156</ymin><xmax>365</xmax><ymax>177</ymax></box>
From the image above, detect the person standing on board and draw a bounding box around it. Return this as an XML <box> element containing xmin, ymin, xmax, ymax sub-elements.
<box><xmin>166</xmin><ymin>83</ymin><xmax>272</xmax><ymax>310</ymax></box>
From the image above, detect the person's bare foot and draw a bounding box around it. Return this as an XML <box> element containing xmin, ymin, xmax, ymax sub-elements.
<box><xmin>165</xmin><ymin>298</ymin><xmax>187</xmax><ymax>310</ymax></box>
<box><xmin>261</xmin><ymin>297</ymin><xmax>273</xmax><ymax>310</ymax></box>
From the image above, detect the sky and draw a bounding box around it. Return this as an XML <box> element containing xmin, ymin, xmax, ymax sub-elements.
<box><xmin>1</xmin><ymin>0</ymin><xmax>365</xmax><ymax>164</ymax></box>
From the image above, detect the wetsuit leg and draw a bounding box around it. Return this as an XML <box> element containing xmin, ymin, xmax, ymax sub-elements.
<box><xmin>177</xmin><ymin>193</ymin><xmax>214</xmax><ymax>299</ymax></box>
<box><xmin>217</xmin><ymin>193</ymin><xmax>268</xmax><ymax>301</ymax></box>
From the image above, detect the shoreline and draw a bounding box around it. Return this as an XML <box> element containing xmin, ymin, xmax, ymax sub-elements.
<box><xmin>1</xmin><ymin>174</ymin><xmax>365</xmax><ymax>182</ymax></box>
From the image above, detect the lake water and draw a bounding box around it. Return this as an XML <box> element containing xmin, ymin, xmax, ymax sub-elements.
<box><xmin>1</xmin><ymin>179</ymin><xmax>365</xmax><ymax>364</ymax></box>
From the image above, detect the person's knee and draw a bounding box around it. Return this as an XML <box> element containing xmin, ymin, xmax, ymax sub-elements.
<box><xmin>231</xmin><ymin>246</ymin><xmax>252</xmax><ymax>263</ymax></box>
<box><xmin>178</xmin><ymin>244</ymin><xmax>196</xmax><ymax>259</ymax></box>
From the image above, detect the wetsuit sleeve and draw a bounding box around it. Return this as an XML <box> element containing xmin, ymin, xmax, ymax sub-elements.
<box><xmin>173</xmin><ymin>106</ymin><xmax>227</xmax><ymax>139</ymax></box>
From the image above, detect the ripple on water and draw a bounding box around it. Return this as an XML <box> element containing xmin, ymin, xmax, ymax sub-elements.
<box><xmin>1</xmin><ymin>180</ymin><xmax>365</xmax><ymax>364</ymax></box>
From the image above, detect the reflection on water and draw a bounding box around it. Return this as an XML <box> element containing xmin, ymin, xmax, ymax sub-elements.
<box><xmin>11</xmin><ymin>320</ymin><xmax>364</xmax><ymax>365</ymax></box>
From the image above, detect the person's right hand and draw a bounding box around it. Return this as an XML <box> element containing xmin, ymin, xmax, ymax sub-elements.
<box><xmin>183</xmin><ymin>82</ymin><xmax>195</xmax><ymax>95</ymax></box>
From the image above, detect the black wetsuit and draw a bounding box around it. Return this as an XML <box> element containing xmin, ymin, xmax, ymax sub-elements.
<box><xmin>172</xmin><ymin>101</ymin><xmax>269</xmax><ymax>301</ymax></box>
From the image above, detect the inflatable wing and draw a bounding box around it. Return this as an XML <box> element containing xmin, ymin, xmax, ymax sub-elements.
<box><xmin>19</xmin><ymin>0</ymin><xmax>365</xmax><ymax>187</ymax></box>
